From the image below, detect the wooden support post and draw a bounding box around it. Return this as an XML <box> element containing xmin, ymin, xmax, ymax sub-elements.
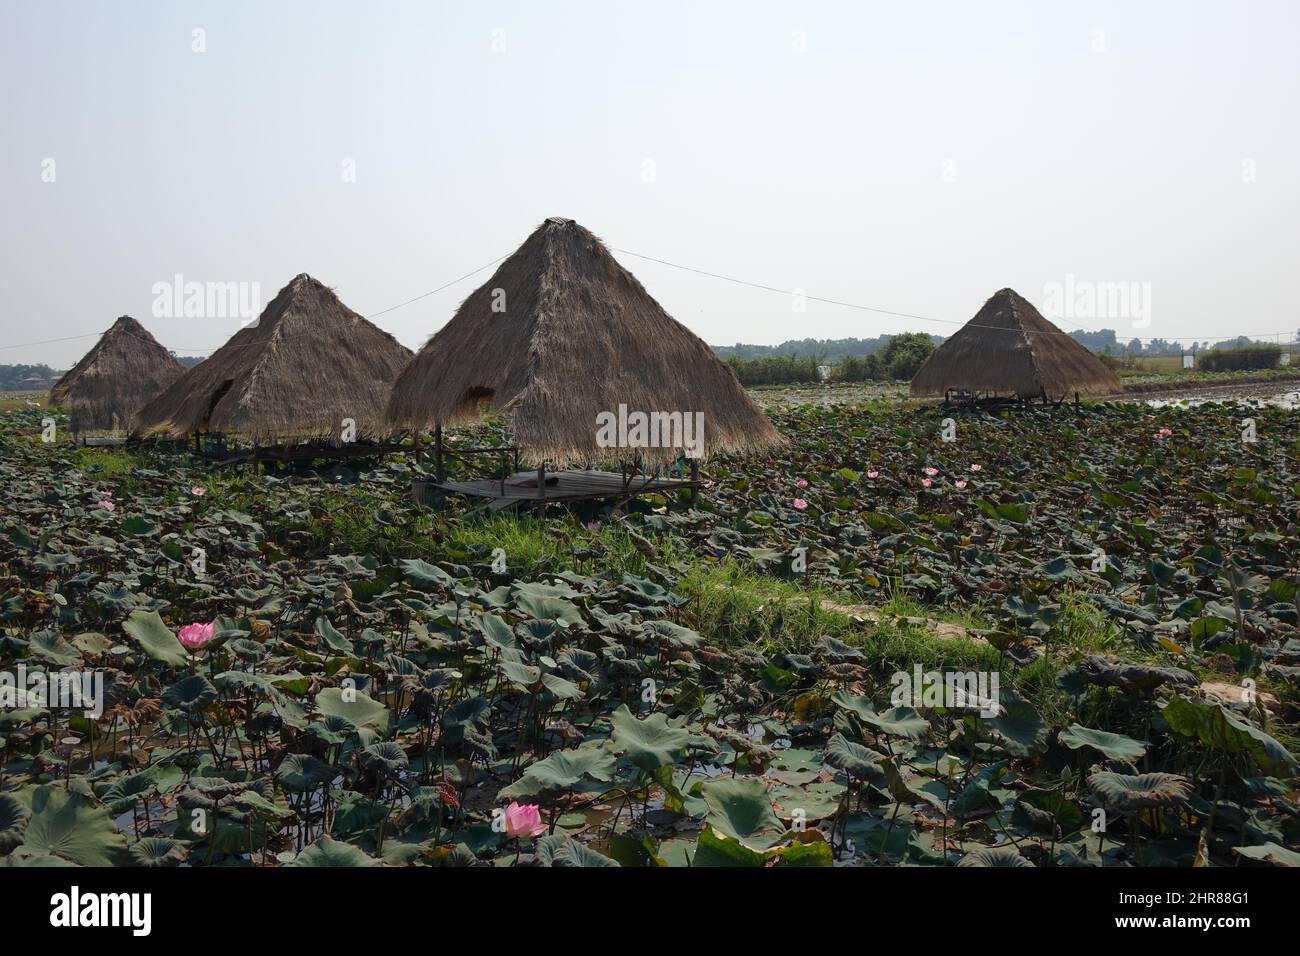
<box><xmin>535</xmin><ymin>463</ymin><xmax>546</xmax><ymax>518</ymax></box>
<box><xmin>690</xmin><ymin>457</ymin><xmax>700</xmax><ymax>504</ymax></box>
<box><xmin>434</xmin><ymin>425</ymin><xmax>445</xmax><ymax>482</ymax></box>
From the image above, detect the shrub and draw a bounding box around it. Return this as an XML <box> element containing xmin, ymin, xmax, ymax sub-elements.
<box><xmin>1199</xmin><ymin>344</ymin><xmax>1281</xmax><ymax>372</ymax></box>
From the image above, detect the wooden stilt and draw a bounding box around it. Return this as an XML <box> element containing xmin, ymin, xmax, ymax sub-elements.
<box><xmin>434</xmin><ymin>426</ymin><xmax>445</xmax><ymax>482</ymax></box>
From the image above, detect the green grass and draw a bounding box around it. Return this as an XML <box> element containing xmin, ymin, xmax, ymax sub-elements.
<box><xmin>72</xmin><ymin>446</ymin><xmax>142</xmax><ymax>477</ymax></box>
<box><xmin>678</xmin><ymin>560</ymin><xmax>861</xmax><ymax>654</ymax></box>
<box><xmin>674</xmin><ymin>558</ymin><xmax>1131</xmax><ymax>723</ymax></box>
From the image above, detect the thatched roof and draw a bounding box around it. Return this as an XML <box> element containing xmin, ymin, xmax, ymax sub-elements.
<box><xmin>132</xmin><ymin>274</ymin><xmax>412</xmax><ymax>441</ymax></box>
<box><xmin>909</xmin><ymin>288</ymin><xmax>1122</xmax><ymax>398</ymax></box>
<box><xmin>385</xmin><ymin>217</ymin><xmax>782</xmax><ymax>465</ymax></box>
<box><xmin>49</xmin><ymin>316</ymin><xmax>185</xmax><ymax>434</ymax></box>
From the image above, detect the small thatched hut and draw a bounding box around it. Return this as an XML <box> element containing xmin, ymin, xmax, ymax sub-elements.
<box><xmin>909</xmin><ymin>288</ymin><xmax>1122</xmax><ymax>400</ymax></box>
<box><xmin>386</xmin><ymin>217</ymin><xmax>781</xmax><ymax>466</ymax></box>
<box><xmin>132</xmin><ymin>274</ymin><xmax>412</xmax><ymax>443</ymax></box>
<box><xmin>50</xmin><ymin>316</ymin><xmax>185</xmax><ymax>436</ymax></box>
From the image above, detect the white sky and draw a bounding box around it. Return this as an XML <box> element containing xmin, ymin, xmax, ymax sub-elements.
<box><xmin>2</xmin><ymin>0</ymin><xmax>1298</xmax><ymax>367</ymax></box>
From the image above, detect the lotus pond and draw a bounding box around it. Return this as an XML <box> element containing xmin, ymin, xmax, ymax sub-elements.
<box><xmin>0</xmin><ymin>395</ymin><xmax>1298</xmax><ymax>868</ymax></box>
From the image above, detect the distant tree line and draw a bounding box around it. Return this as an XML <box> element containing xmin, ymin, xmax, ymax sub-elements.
<box><xmin>714</xmin><ymin>333</ymin><xmax>942</xmax><ymax>362</ymax></box>
<box><xmin>0</xmin><ymin>363</ymin><xmax>59</xmax><ymax>390</ymax></box>
<box><xmin>724</xmin><ymin>333</ymin><xmax>937</xmax><ymax>385</ymax></box>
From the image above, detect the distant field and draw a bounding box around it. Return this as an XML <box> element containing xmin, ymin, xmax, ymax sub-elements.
<box><xmin>1114</xmin><ymin>354</ymin><xmax>1185</xmax><ymax>376</ymax></box>
<box><xmin>0</xmin><ymin>390</ymin><xmax>49</xmax><ymax>412</ymax></box>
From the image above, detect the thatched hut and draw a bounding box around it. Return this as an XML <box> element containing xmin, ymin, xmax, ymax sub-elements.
<box><xmin>132</xmin><ymin>274</ymin><xmax>412</xmax><ymax>444</ymax></box>
<box><xmin>909</xmin><ymin>288</ymin><xmax>1122</xmax><ymax>400</ymax></box>
<box><xmin>386</xmin><ymin>217</ymin><xmax>781</xmax><ymax>468</ymax></box>
<box><xmin>50</xmin><ymin>316</ymin><xmax>185</xmax><ymax>436</ymax></box>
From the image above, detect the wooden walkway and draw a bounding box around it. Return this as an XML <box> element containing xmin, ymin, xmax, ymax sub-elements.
<box><xmin>418</xmin><ymin>469</ymin><xmax>697</xmax><ymax>512</ymax></box>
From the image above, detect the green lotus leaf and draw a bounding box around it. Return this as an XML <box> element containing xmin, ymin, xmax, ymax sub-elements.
<box><xmin>823</xmin><ymin>733</ymin><xmax>886</xmax><ymax>784</ymax></box>
<box><xmin>289</xmin><ymin>836</ymin><xmax>380</xmax><ymax>867</ymax></box>
<box><xmin>513</xmin><ymin>592</ymin><xmax>584</xmax><ymax>627</ymax></box>
<box><xmin>161</xmin><ymin>674</ymin><xmax>218</xmax><ymax>715</ymax></box>
<box><xmin>129</xmin><ymin>836</ymin><xmax>188</xmax><ymax>867</ymax></box>
<box><xmin>1162</xmin><ymin>695</ymin><xmax>1299</xmax><ymax>776</ymax></box>
<box><xmin>610</xmin><ymin>705</ymin><xmax>692</xmax><ymax>771</ymax></box>
<box><xmin>275</xmin><ymin>753</ymin><xmax>337</xmax><ymax>792</ymax></box>
<box><xmin>359</xmin><ymin>741</ymin><xmax>409</xmax><ymax>776</ymax></box>
<box><xmin>315</xmin><ymin>686</ymin><xmax>389</xmax><ymax>730</ymax></box>
<box><xmin>701</xmin><ymin>777</ymin><xmax>787</xmax><ymax>850</ymax></box>
<box><xmin>28</xmin><ymin>630</ymin><xmax>82</xmax><ymax>666</ymax></box>
<box><xmin>122</xmin><ymin>609</ymin><xmax>188</xmax><ymax>667</ymax></box>
<box><xmin>957</xmin><ymin>846</ymin><xmax>1034</xmax><ymax>867</ymax></box>
<box><xmin>399</xmin><ymin>558</ymin><xmax>458</xmax><ymax>589</ymax></box>
<box><xmin>984</xmin><ymin>690</ymin><xmax>1047</xmax><ymax>757</ymax></box>
<box><xmin>1088</xmin><ymin>771</ymin><xmax>1192</xmax><ymax>811</ymax></box>
<box><xmin>1058</xmin><ymin>724</ymin><xmax>1148</xmax><ymax>761</ymax></box>
<box><xmin>500</xmin><ymin>742</ymin><xmax>617</xmax><ymax>800</ymax></box>
<box><xmin>535</xmin><ymin>834</ymin><xmax>620</xmax><ymax>867</ymax></box>
<box><xmin>0</xmin><ymin>794</ymin><xmax>30</xmax><ymax>852</ymax></box>
<box><xmin>21</xmin><ymin>785</ymin><xmax>128</xmax><ymax>866</ymax></box>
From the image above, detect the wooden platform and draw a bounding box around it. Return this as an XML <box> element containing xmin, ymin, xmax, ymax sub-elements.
<box><xmin>418</xmin><ymin>469</ymin><xmax>698</xmax><ymax>512</ymax></box>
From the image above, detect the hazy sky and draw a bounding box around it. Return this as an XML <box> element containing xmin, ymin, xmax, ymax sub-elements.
<box><xmin>2</xmin><ymin>0</ymin><xmax>1297</xmax><ymax>368</ymax></box>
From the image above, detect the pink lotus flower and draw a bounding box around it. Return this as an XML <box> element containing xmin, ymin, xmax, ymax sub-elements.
<box><xmin>970</xmin><ymin>464</ymin><xmax>982</xmax><ymax>472</ymax></box>
<box><xmin>99</xmin><ymin>500</ymin><xmax>116</xmax><ymax>512</ymax></box>
<box><xmin>793</xmin><ymin>498</ymin><xmax>808</xmax><ymax>510</ymax></box>
<box><xmin>191</xmin><ymin>486</ymin><xmax>206</xmax><ymax>496</ymax></box>
<box><xmin>922</xmin><ymin>467</ymin><xmax>939</xmax><ymax>477</ymax></box>
<box><xmin>504</xmin><ymin>802</ymin><xmax>546</xmax><ymax>838</ymax></box>
<box><xmin>866</xmin><ymin>470</ymin><xmax>879</xmax><ymax>479</ymax></box>
<box><xmin>921</xmin><ymin>478</ymin><xmax>933</xmax><ymax>488</ymax></box>
<box><xmin>796</xmin><ymin>478</ymin><xmax>808</xmax><ymax>488</ymax></box>
<box><xmin>178</xmin><ymin>621</ymin><xmax>217</xmax><ymax>651</ymax></box>
<box><xmin>955</xmin><ymin>480</ymin><xmax>968</xmax><ymax>489</ymax></box>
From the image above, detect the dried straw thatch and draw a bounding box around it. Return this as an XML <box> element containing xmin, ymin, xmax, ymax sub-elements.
<box><xmin>909</xmin><ymin>288</ymin><xmax>1122</xmax><ymax>399</ymax></box>
<box><xmin>50</xmin><ymin>316</ymin><xmax>185</xmax><ymax>434</ymax></box>
<box><xmin>132</xmin><ymin>274</ymin><xmax>412</xmax><ymax>442</ymax></box>
<box><xmin>386</xmin><ymin>217</ymin><xmax>782</xmax><ymax>465</ymax></box>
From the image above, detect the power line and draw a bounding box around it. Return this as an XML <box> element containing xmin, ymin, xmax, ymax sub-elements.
<box><xmin>0</xmin><ymin>253</ymin><xmax>510</xmax><ymax>356</ymax></box>
<box><xmin>609</xmin><ymin>246</ymin><xmax>1295</xmax><ymax>344</ymax></box>
<box><xmin>2</xmin><ymin>244</ymin><xmax>1294</xmax><ymax>356</ymax></box>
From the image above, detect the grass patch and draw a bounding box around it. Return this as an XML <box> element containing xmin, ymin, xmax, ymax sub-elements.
<box><xmin>73</xmin><ymin>446</ymin><xmax>141</xmax><ymax>477</ymax></box>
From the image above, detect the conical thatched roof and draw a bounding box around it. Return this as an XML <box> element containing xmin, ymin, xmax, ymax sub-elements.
<box><xmin>386</xmin><ymin>217</ymin><xmax>782</xmax><ymax>465</ymax></box>
<box><xmin>909</xmin><ymin>289</ymin><xmax>1122</xmax><ymax>398</ymax></box>
<box><xmin>50</xmin><ymin>316</ymin><xmax>185</xmax><ymax>434</ymax></box>
<box><xmin>132</xmin><ymin>274</ymin><xmax>412</xmax><ymax>441</ymax></box>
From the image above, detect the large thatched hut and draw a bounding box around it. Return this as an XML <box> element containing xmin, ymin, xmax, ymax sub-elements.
<box><xmin>50</xmin><ymin>316</ymin><xmax>185</xmax><ymax>436</ymax></box>
<box><xmin>132</xmin><ymin>274</ymin><xmax>412</xmax><ymax>444</ymax></box>
<box><xmin>909</xmin><ymin>288</ymin><xmax>1122</xmax><ymax>400</ymax></box>
<box><xmin>386</xmin><ymin>217</ymin><xmax>781</xmax><ymax>470</ymax></box>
